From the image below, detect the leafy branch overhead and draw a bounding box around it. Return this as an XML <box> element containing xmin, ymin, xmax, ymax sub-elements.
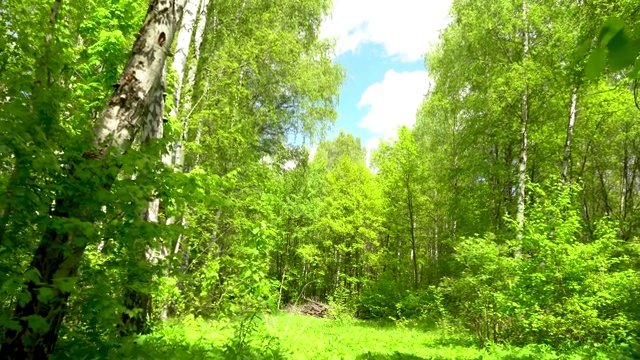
<box><xmin>586</xmin><ymin>18</ymin><xmax>640</xmax><ymax>79</ymax></box>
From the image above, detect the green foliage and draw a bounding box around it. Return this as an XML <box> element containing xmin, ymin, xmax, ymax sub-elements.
<box><xmin>2</xmin><ymin>0</ymin><xmax>640</xmax><ymax>357</ymax></box>
<box><xmin>358</xmin><ymin>272</ymin><xmax>405</xmax><ymax>319</ymax></box>
<box><xmin>223</xmin><ymin>312</ymin><xmax>285</xmax><ymax>359</ymax></box>
<box><xmin>439</xmin><ymin>182</ymin><xmax>640</xmax><ymax>348</ymax></box>
<box><xmin>219</xmin><ymin>224</ymin><xmax>280</xmax><ymax>316</ymax></box>
<box><xmin>586</xmin><ymin>18</ymin><xmax>640</xmax><ymax>80</ymax></box>
<box><xmin>326</xmin><ymin>285</ymin><xmax>356</xmax><ymax>323</ymax></box>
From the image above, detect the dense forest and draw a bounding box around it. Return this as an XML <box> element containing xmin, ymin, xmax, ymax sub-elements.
<box><xmin>1</xmin><ymin>0</ymin><xmax>640</xmax><ymax>359</ymax></box>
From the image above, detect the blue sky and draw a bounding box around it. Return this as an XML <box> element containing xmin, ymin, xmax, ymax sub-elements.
<box><xmin>329</xmin><ymin>44</ymin><xmax>428</xmax><ymax>148</ymax></box>
<box><xmin>317</xmin><ymin>0</ymin><xmax>452</xmax><ymax>155</ymax></box>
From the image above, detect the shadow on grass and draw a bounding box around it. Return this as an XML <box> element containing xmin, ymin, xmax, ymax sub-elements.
<box><xmin>351</xmin><ymin>319</ymin><xmax>476</xmax><ymax>349</ymax></box>
<box><xmin>427</xmin><ymin>332</ymin><xmax>477</xmax><ymax>348</ymax></box>
<box><xmin>351</xmin><ymin>318</ymin><xmax>438</xmax><ymax>332</ymax></box>
<box><xmin>54</xmin><ymin>338</ymin><xmax>289</xmax><ymax>360</ymax></box>
<box><xmin>356</xmin><ymin>352</ymin><xmax>434</xmax><ymax>360</ymax></box>
<box><xmin>54</xmin><ymin>340</ymin><xmax>224</xmax><ymax>360</ymax></box>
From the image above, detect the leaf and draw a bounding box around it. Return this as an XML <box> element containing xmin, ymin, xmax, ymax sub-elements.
<box><xmin>24</xmin><ymin>315</ymin><xmax>50</xmax><ymax>333</ymax></box>
<box><xmin>23</xmin><ymin>268</ymin><xmax>42</xmax><ymax>283</ymax></box>
<box><xmin>0</xmin><ymin>314</ymin><xmax>22</xmax><ymax>332</ymax></box>
<box><xmin>574</xmin><ymin>38</ymin><xmax>593</xmax><ymax>62</ymax></box>
<box><xmin>599</xmin><ymin>18</ymin><xmax>625</xmax><ymax>46</ymax></box>
<box><xmin>53</xmin><ymin>277</ymin><xmax>77</xmax><ymax>294</ymax></box>
<box><xmin>586</xmin><ymin>48</ymin><xmax>607</xmax><ymax>81</ymax></box>
<box><xmin>37</xmin><ymin>287</ymin><xmax>56</xmax><ymax>303</ymax></box>
<box><xmin>606</xmin><ymin>30</ymin><xmax>640</xmax><ymax>71</ymax></box>
<box><xmin>17</xmin><ymin>291</ymin><xmax>32</xmax><ymax>308</ymax></box>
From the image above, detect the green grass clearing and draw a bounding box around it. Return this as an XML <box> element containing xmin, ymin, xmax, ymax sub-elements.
<box><xmin>54</xmin><ymin>313</ymin><xmax>636</xmax><ymax>359</ymax></box>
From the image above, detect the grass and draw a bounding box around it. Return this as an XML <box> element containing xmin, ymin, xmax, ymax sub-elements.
<box><xmin>53</xmin><ymin>313</ymin><xmax>637</xmax><ymax>359</ymax></box>
<box><xmin>263</xmin><ymin>314</ymin><xmax>480</xmax><ymax>359</ymax></box>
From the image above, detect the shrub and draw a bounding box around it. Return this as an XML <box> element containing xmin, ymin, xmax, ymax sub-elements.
<box><xmin>439</xmin><ymin>182</ymin><xmax>640</xmax><ymax>347</ymax></box>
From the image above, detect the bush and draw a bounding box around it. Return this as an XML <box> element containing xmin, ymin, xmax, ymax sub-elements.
<box><xmin>439</xmin><ymin>182</ymin><xmax>640</xmax><ymax>347</ymax></box>
<box><xmin>357</xmin><ymin>271</ymin><xmax>404</xmax><ymax>319</ymax></box>
<box><xmin>327</xmin><ymin>285</ymin><xmax>357</xmax><ymax>322</ymax></box>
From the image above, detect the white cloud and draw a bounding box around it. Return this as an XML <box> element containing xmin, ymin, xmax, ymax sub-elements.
<box><xmin>365</xmin><ymin>137</ymin><xmax>381</xmax><ymax>153</ymax></box>
<box><xmin>358</xmin><ymin>70</ymin><xmax>431</xmax><ymax>137</ymax></box>
<box><xmin>320</xmin><ymin>0</ymin><xmax>452</xmax><ymax>61</ymax></box>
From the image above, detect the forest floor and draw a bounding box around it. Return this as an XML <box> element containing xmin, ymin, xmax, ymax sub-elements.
<box><xmin>55</xmin><ymin>313</ymin><xmax>629</xmax><ymax>359</ymax></box>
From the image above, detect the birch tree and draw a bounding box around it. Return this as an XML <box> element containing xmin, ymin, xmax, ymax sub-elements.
<box><xmin>515</xmin><ymin>0</ymin><xmax>530</xmax><ymax>251</ymax></box>
<box><xmin>1</xmin><ymin>1</ymin><xmax>186</xmax><ymax>356</ymax></box>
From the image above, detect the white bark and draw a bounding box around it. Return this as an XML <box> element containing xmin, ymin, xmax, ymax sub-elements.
<box><xmin>141</xmin><ymin>67</ymin><xmax>169</xmax><ymax>320</ymax></box>
<box><xmin>45</xmin><ymin>0</ymin><xmax>62</xmax><ymax>52</ymax></box>
<box><xmin>193</xmin><ymin>0</ymin><xmax>210</xmax><ymax>61</ymax></box>
<box><xmin>515</xmin><ymin>0</ymin><xmax>529</xmax><ymax>253</ymax></box>
<box><xmin>174</xmin><ymin>0</ymin><xmax>209</xmax><ymax>169</ymax></box>
<box><xmin>434</xmin><ymin>189</ymin><xmax>438</xmax><ymax>262</ymax></box>
<box><xmin>335</xmin><ymin>251</ymin><xmax>341</xmax><ymax>290</ymax></box>
<box><xmin>621</xmin><ymin>147</ymin><xmax>629</xmax><ymax>217</ymax></box>
<box><xmin>169</xmin><ymin>0</ymin><xmax>201</xmax><ymax>166</ymax></box>
<box><xmin>172</xmin><ymin>0</ymin><xmax>200</xmax><ymax>111</ymax></box>
<box><xmin>561</xmin><ymin>87</ymin><xmax>578</xmax><ymax>184</ymax></box>
<box><xmin>167</xmin><ymin>0</ymin><xmax>209</xmax><ymax>260</ymax></box>
<box><xmin>140</xmin><ymin>65</ymin><xmax>177</xmax><ymax>323</ymax></box>
<box><xmin>94</xmin><ymin>0</ymin><xmax>188</xmax><ymax>153</ymax></box>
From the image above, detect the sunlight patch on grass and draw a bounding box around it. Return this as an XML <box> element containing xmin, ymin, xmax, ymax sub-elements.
<box><xmin>263</xmin><ymin>313</ymin><xmax>483</xmax><ymax>359</ymax></box>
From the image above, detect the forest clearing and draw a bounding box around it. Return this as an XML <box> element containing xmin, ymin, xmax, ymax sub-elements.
<box><xmin>1</xmin><ymin>0</ymin><xmax>640</xmax><ymax>359</ymax></box>
<box><xmin>52</xmin><ymin>313</ymin><xmax>633</xmax><ymax>359</ymax></box>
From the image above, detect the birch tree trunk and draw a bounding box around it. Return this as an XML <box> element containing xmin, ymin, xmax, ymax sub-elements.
<box><xmin>515</xmin><ymin>0</ymin><xmax>529</xmax><ymax>255</ymax></box>
<box><xmin>407</xmin><ymin>183</ymin><xmax>418</xmax><ymax>290</ymax></box>
<box><xmin>561</xmin><ymin>87</ymin><xmax>578</xmax><ymax>184</ymax></box>
<box><xmin>170</xmin><ymin>0</ymin><xmax>201</xmax><ymax>167</ymax></box>
<box><xmin>165</xmin><ymin>0</ymin><xmax>200</xmax><ymax>240</ymax></box>
<box><xmin>434</xmin><ymin>189</ymin><xmax>439</xmax><ymax>262</ymax></box>
<box><xmin>165</xmin><ymin>1</ymin><xmax>209</xmax><ymax>310</ymax></box>
<box><xmin>0</xmin><ymin>1</ymin><xmax>186</xmax><ymax>357</ymax></box>
<box><xmin>174</xmin><ymin>0</ymin><xmax>210</xmax><ymax>169</ymax></box>
<box><xmin>120</xmin><ymin>67</ymin><xmax>170</xmax><ymax>335</ymax></box>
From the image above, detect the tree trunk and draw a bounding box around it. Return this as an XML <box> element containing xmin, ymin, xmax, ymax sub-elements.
<box><xmin>620</xmin><ymin>142</ymin><xmax>629</xmax><ymax>220</ymax></box>
<box><xmin>434</xmin><ymin>189</ymin><xmax>439</xmax><ymax>263</ymax></box>
<box><xmin>407</xmin><ymin>183</ymin><xmax>418</xmax><ymax>290</ymax></box>
<box><xmin>1</xmin><ymin>1</ymin><xmax>186</xmax><ymax>357</ymax></box>
<box><xmin>515</xmin><ymin>0</ymin><xmax>529</xmax><ymax>256</ymax></box>
<box><xmin>561</xmin><ymin>87</ymin><xmax>578</xmax><ymax>184</ymax></box>
<box><xmin>121</xmin><ymin>65</ymin><xmax>169</xmax><ymax>335</ymax></box>
<box><xmin>166</xmin><ymin>0</ymin><xmax>210</xmax><ymax>301</ymax></box>
<box><xmin>174</xmin><ymin>0</ymin><xmax>210</xmax><ymax>168</ymax></box>
<box><xmin>170</xmin><ymin>0</ymin><xmax>208</xmax><ymax>271</ymax></box>
<box><xmin>170</xmin><ymin>0</ymin><xmax>201</xmax><ymax>167</ymax></box>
